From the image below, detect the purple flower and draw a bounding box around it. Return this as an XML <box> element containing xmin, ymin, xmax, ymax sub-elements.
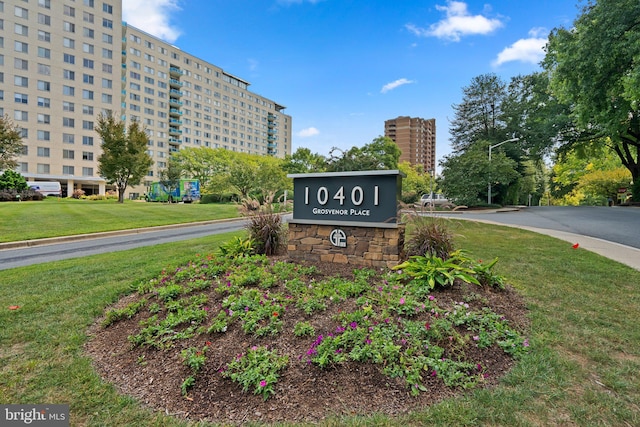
<box><xmin>399</xmin><ymin>297</ymin><xmax>405</xmax><ymax>305</ymax></box>
<box><xmin>523</xmin><ymin>339</ymin><xmax>530</xmax><ymax>347</ymax></box>
<box><xmin>428</xmin><ymin>295</ymin><xmax>435</xmax><ymax>301</ymax></box>
<box><xmin>473</xmin><ymin>335</ymin><xmax>479</xmax><ymax>341</ymax></box>
<box><xmin>259</xmin><ymin>380</ymin><xmax>267</xmax><ymax>387</ymax></box>
<box><xmin>350</xmin><ymin>322</ymin><xmax>358</xmax><ymax>329</ymax></box>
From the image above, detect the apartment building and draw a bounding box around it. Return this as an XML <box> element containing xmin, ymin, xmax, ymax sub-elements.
<box><xmin>384</xmin><ymin>116</ymin><xmax>436</xmax><ymax>173</ymax></box>
<box><xmin>0</xmin><ymin>0</ymin><xmax>292</xmax><ymax>198</ymax></box>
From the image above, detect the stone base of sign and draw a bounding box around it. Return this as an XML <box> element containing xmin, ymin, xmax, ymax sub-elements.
<box><xmin>287</xmin><ymin>223</ymin><xmax>405</xmax><ymax>269</ymax></box>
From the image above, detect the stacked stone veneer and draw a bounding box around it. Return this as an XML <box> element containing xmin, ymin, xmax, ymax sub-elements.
<box><xmin>288</xmin><ymin>223</ymin><xmax>405</xmax><ymax>269</ymax></box>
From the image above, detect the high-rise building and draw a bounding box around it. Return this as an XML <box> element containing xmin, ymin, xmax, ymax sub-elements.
<box><xmin>1</xmin><ymin>0</ymin><xmax>292</xmax><ymax>198</ymax></box>
<box><xmin>384</xmin><ymin>116</ymin><xmax>435</xmax><ymax>173</ymax></box>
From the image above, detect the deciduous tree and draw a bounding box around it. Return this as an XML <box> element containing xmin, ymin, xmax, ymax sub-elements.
<box><xmin>0</xmin><ymin>115</ymin><xmax>24</xmax><ymax>172</ymax></box>
<box><xmin>96</xmin><ymin>114</ymin><xmax>153</xmax><ymax>203</ymax></box>
<box><xmin>544</xmin><ymin>0</ymin><xmax>640</xmax><ymax>200</ymax></box>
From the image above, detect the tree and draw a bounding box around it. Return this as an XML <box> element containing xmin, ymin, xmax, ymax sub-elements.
<box><xmin>158</xmin><ymin>159</ymin><xmax>183</xmax><ymax>203</ymax></box>
<box><xmin>544</xmin><ymin>0</ymin><xmax>640</xmax><ymax>200</ymax></box>
<box><xmin>170</xmin><ymin>147</ymin><xmax>234</xmax><ymax>190</ymax></box>
<box><xmin>326</xmin><ymin>136</ymin><xmax>401</xmax><ymax>171</ymax></box>
<box><xmin>96</xmin><ymin>114</ymin><xmax>153</xmax><ymax>203</ymax></box>
<box><xmin>449</xmin><ymin>74</ymin><xmax>508</xmax><ymax>152</ymax></box>
<box><xmin>283</xmin><ymin>147</ymin><xmax>327</xmax><ymax>174</ymax></box>
<box><xmin>439</xmin><ymin>142</ymin><xmax>518</xmax><ymax>206</ymax></box>
<box><xmin>0</xmin><ymin>170</ymin><xmax>28</xmax><ymax>192</ymax></box>
<box><xmin>0</xmin><ymin>115</ymin><xmax>24</xmax><ymax>172</ymax></box>
<box><xmin>398</xmin><ymin>162</ymin><xmax>433</xmax><ymax>204</ymax></box>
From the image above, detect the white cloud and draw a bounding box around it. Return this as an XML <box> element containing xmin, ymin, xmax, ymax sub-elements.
<box><xmin>122</xmin><ymin>0</ymin><xmax>182</xmax><ymax>43</ymax></box>
<box><xmin>407</xmin><ymin>1</ymin><xmax>504</xmax><ymax>42</ymax></box>
<box><xmin>493</xmin><ymin>28</ymin><xmax>548</xmax><ymax>66</ymax></box>
<box><xmin>297</xmin><ymin>127</ymin><xmax>320</xmax><ymax>137</ymax></box>
<box><xmin>381</xmin><ymin>78</ymin><xmax>415</xmax><ymax>94</ymax></box>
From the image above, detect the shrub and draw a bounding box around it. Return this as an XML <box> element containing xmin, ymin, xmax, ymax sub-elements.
<box><xmin>217</xmin><ymin>236</ymin><xmax>255</xmax><ymax>258</ymax></box>
<box><xmin>393</xmin><ymin>250</ymin><xmax>480</xmax><ymax>290</ymax></box>
<box><xmin>0</xmin><ymin>170</ymin><xmax>28</xmax><ymax>192</ymax></box>
<box><xmin>245</xmin><ymin>212</ymin><xmax>286</xmax><ymax>256</ymax></box>
<box><xmin>72</xmin><ymin>189</ymin><xmax>86</xmax><ymax>199</ymax></box>
<box><xmin>404</xmin><ymin>216</ymin><xmax>455</xmax><ymax>259</ymax></box>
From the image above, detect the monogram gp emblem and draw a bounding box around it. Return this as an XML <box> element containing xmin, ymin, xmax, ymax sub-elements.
<box><xmin>329</xmin><ymin>229</ymin><xmax>347</xmax><ymax>248</ymax></box>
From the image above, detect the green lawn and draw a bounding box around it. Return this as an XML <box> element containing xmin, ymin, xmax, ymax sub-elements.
<box><xmin>0</xmin><ymin>220</ymin><xmax>638</xmax><ymax>426</ymax></box>
<box><xmin>0</xmin><ymin>198</ymin><xmax>239</xmax><ymax>243</ymax></box>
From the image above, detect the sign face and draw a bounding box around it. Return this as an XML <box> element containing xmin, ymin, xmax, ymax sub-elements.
<box><xmin>288</xmin><ymin>170</ymin><xmax>404</xmax><ymax>228</ymax></box>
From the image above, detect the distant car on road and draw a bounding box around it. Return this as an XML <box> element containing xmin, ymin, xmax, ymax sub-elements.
<box><xmin>420</xmin><ymin>193</ymin><xmax>450</xmax><ymax>207</ymax></box>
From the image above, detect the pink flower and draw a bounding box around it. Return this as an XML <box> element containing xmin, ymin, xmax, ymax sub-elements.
<box><xmin>399</xmin><ymin>297</ymin><xmax>405</xmax><ymax>305</ymax></box>
<box><xmin>259</xmin><ymin>380</ymin><xmax>267</xmax><ymax>387</ymax></box>
<box><xmin>428</xmin><ymin>295</ymin><xmax>435</xmax><ymax>301</ymax></box>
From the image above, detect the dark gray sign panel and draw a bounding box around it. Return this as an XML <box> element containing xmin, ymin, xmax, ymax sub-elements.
<box><xmin>288</xmin><ymin>170</ymin><xmax>404</xmax><ymax>228</ymax></box>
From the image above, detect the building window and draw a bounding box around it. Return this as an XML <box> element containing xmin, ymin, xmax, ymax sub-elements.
<box><xmin>63</xmin><ymin>150</ymin><xmax>75</xmax><ymax>160</ymax></box>
<box><xmin>102</xmin><ymin>78</ymin><xmax>112</xmax><ymax>89</ymax></box>
<box><xmin>63</xmin><ymin>70</ymin><xmax>75</xmax><ymax>80</ymax></box>
<box><xmin>102</xmin><ymin>63</ymin><xmax>112</xmax><ymax>73</ymax></box>
<box><xmin>83</xmin><ymin>120</ymin><xmax>94</xmax><ymax>130</ymax></box>
<box><xmin>63</xmin><ymin>5</ymin><xmax>75</xmax><ymax>17</ymax></box>
<box><xmin>15</xmin><ymin>41</ymin><xmax>28</xmax><ymax>53</ymax></box>
<box><xmin>14</xmin><ymin>93</ymin><xmax>28</xmax><ymax>104</ymax></box>
<box><xmin>84</xmin><ymin>0</ymin><xmax>95</xmax><ymax>7</ymax></box>
<box><xmin>63</xmin><ymin>166</ymin><xmax>75</xmax><ymax>175</ymax></box>
<box><xmin>63</xmin><ymin>53</ymin><xmax>75</xmax><ymax>64</ymax></box>
<box><xmin>83</xmin><ymin>43</ymin><xmax>94</xmax><ymax>54</ymax></box>
<box><xmin>83</xmin><ymin>74</ymin><xmax>94</xmax><ymax>84</ymax></box>
<box><xmin>37</xmin><ymin>80</ymin><xmax>50</xmax><ymax>91</ymax></box>
<box><xmin>38</xmin><ymin>63</ymin><xmax>51</xmax><ymax>75</ymax></box>
<box><xmin>39</xmin><ymin>0</ymin><xmax>51</xmax><ymax>8</ymax></box>
<box><xmin>102</xmin><ymin>94</ymin><xmax>112</xmax><ymax>103</ymax></box>
<box><xmin>37</xmin><ymin>130</ymin><xmax>50</xmax><ymax>141</ymax></box>
<box><xmin>102</xmin><ymin>48</ymin><xmax>112</xmax><ymax>59</ymax></box>
<box><xmin>38</xmin><ymin>30</ymin><xmax>51</xmax><ymax>42</ymax></box>
<box><xmin>63</xmin><ymin>134</ymin><xmax>74</xmax><ymax>144</ymax></box>
<box><xmin>38</xmin><ymin>47</ymin><xmax>51</xmax><ymax>59</ymax></box>
<box><xmin>63</xmin><ymin>22</ymin><xmax>75</xmax><ymax>33</ymax></box>
<box><xmin>14</xmin><ymin>23</ymin><xmax>28</xmax><ymax>36</ymax></box>
<box><xmin>83</xmin><ymin>59</ymin><xmax>94</xmax><ymax>69</ymax></box>
<box><xmin>82</xmin><ymin>152</ymin><xmax>94</xmax><ymax>161</ymax></box>
<box><xmin>82</xmin><ymin>90</ymin><xmax>94</xmax><ymax>100</ymax></box>
<box><xmin>15</xmin><ymin>7</ymin><xmax>28</xmax><ymax>19</ymax></box>
<box><xmin>102</xmin><ymin>18</ymin><xmax>113</xmax><ymax>29</ymax></box>
<box><xmin>37</xmin><ymin>113</ymin><xmax>50</xmax><ymax>124</ymax></box>
<box><xmin>83</xmin><ymin>136</ymin><xmax>94</xmax><ymax>146</ymax></box>
<box><xmin>63</xmin><ymin>101</ymin><xmax>74</xmax><ymax>112</ymax></box>
<box><xmin>83</xmin><ymin>27</ymin><xmax>94</xmax><ymax>38</ymax></box>
<box><xmin>63</xmin><ymin>117</ymin><xmax>75</xmax><ymax>128</ymax></box>
<box><xmin>37</xmin><ymin>164</ymin><xmax>50</xmax><ymax>174</ymax></box>
<box><xmin>82</xmin><ymin>105</ymin><xmax>94</xmax><ymax>115</ymax></box>
<box><xmin>37</xmin><ymin>97</ymin><xmax>50</xmax><ymax>107</ymax></box>
<box><xmin>102</xmin><ymin>33</ymin><xmax>113</xmax><ymax>44</ymax></box>
<box><xmin>83</xmin><ymin>12</ymin><xmax>94</xmax><ymax>23</ymax></box>
<box><xmin>63</xmin><ymin>38</ymin><xmax>75</xmax><ymax>48</ymax></box>
<box><xmin>82</xmin><ymin>167</ymin><xmax>94</xmax><ymax>176</ymax></box>
<box><xmin>37</xmin><ymin>147</ymin><xmax>50</xmax><ymax>157</ymax></box>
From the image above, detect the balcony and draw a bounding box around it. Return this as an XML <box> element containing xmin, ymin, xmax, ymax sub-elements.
<box><xmin>169</xmin><ymin>78</ymin><xmax>183</xmax><ymax>88</ymax></box>
<box><xmin>169</xmin><ymin>89</ymin><xmax>183</xmax><ymax>97</ymax></box>
<box><xmin>169</xmin><ymin>108</ymin><xmax>182</xmax><ymax>117</ymax></box>
<box><xmin>169</xmin><ymin>127</ymin><xmax>182</xmax><ymax>135</ymax></box>
<box><xmin>169</xmin><ymin>118</ymin><xmax>183</xmax><ymax>125</ymax></box>
<box><xmin>169</xmin><ymin>147</ymin><xmax>179</xmax><ymax>153</ymax></box>
<box><xmin>169</xmin><ymin>98</ymin><xmax>183</xmax><ymax>107</ymax></box>
<box><xmin>168</xmin><ymin>137</ymin><xmax>183</xmax><ymax>144</ymax></box>
<box><xmin>169</xmin><ymin>67</ymin><xmax>183</xmax><ymax>77</ymax></box>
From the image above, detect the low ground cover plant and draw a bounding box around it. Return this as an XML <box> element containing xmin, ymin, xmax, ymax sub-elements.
<box><xmin>101</xmin><ymin>246</ymin><xmax>528</xmax><ymax>404</ymax></box>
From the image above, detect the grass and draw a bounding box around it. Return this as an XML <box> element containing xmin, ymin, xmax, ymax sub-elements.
<box><xmin>0</xmin><ymin>198</ymin><xmax>239</xmax><ymax>243</ymax></box>
<box><xmin>1</xmin><ymin>219</ymin><xmax>639</xmax><ymax>426</ymax></box>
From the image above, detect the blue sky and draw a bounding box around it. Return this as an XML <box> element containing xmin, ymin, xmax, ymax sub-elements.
<box><xmin>122</xmin><ymin>0</ymin><xmax>583</xmax><ymax>166</ymax></box>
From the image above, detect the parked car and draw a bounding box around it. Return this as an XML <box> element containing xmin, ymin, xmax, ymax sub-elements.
<box><xmin>419</xmin><ymin>193</ymin><xmax>450</xmax><ymax>207</ymax></box>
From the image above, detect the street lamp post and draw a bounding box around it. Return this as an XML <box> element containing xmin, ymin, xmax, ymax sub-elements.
<box><xmin>488</xmin><ymin>138</ymin><xmax>519</xmax><ymax>205</ymax></box>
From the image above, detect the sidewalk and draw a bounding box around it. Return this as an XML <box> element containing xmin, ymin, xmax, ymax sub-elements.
<box><xmin>455</xmin><ymin>217</ymin><xmax>640</xmax><ymax>272</ymax></box>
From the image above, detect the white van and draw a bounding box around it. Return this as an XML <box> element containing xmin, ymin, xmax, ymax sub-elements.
<box><xmin>27</xmin><ymin>181</ymin><xmax>62</xmax><ymax>196</ymax></box>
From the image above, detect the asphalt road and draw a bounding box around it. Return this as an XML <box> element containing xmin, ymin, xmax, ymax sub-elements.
<box><xmin>0</xmin><ymin>219</ymin><xmax>247</xmax><ymax>271</ymax></box>
<box><xmin>1</xmin><ymin>207</ymin><xmax>638</xmax><ymax>271</ymax></box>
<box><xmin>440</xmin><ymin>206</ymin><xmax>640</xmax><ymax>250</ymax></box>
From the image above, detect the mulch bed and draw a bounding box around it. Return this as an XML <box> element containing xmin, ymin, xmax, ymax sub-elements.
<box><xmin>85</xmin><ymin>257</ymin><xmax>529</xmax><ymax>425</ymax></box>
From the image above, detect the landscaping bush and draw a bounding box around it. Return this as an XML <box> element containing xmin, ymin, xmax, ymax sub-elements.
<box><xmin>245</xmin><ymin>212</ymin><xmax>286</xmax><ymax>256</ymax></box>
<box><xmin>404</xmin><ymin>216</ymin><xmax>455</xmax><ymax>259</ymax></box>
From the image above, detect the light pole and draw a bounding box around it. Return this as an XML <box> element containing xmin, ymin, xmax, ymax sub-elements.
<box><xmin>488</xmin><ymin>137</ymin><xmax>519</xmax><ymax>205</ymax></box>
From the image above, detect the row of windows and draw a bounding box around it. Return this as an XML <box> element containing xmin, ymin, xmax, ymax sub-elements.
<box><xmin>18</xmin><ymin>162</ymin><xmax>94</xmax><ymax>176</ymax></box>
